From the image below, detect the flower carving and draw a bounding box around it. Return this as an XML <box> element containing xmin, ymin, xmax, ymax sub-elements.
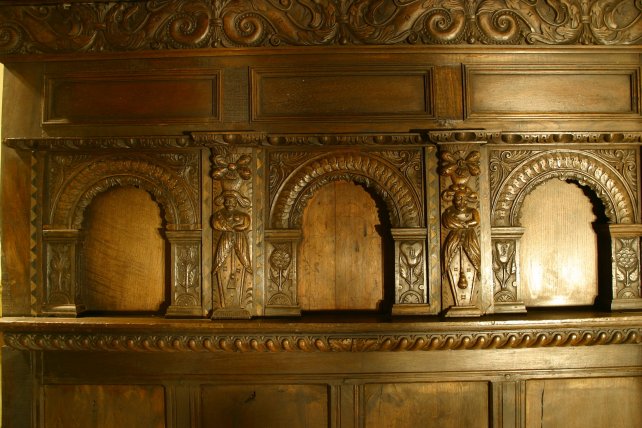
<box><xmin>212</xmin><ymin>154</ymin><xmax>252</xmax><ymax>181</ymax></box>
<box><xmin>439</xmin><ymin>151</ymin><xmax>481</xmax><ymax>185</ymax></box>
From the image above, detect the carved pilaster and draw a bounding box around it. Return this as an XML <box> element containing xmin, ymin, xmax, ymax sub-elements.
<box><xmin>606</xmin><ymin>224</ymin><xmax>642</xmax><ymax>311</ymax></box>
<box><xmin>491</xmin><ymin>227</ymin><xmax>527</xmax><ymax>314</ymax></box>
<box><xmin>165</xmin><ymin>230</ymin><xmax>204</xmax><ymax>318</ymax></box>
<box><xmin>391</xmin><ymin>228</ymin><xmax>430</xmax><ymax>315</ymax></box>
<box><xmin>265</xmin><ymin>229</ymin><xmax>302</xmax><ymax>316</ymax></box>
<box><xmin>42</xmin><ymin>229</ymin><xmax>84</xmax><ymax>316</ymax></box>
<box><xmin>438</xmin><ymin>143</ymin><xmax>491</xmax><ymax>317</ymax></box>
<box><xmin>211</xmin><ymin>147</ymin><xmax>254</xmax><ymax>319</ymax></box>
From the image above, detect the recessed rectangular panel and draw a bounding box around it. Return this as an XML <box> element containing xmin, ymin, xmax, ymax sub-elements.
<box><xmin>526</xmin><ymin>377</ymin><xmax>642</xmax><ymax>428</ymax></box>
<box><xmin>201</xmin><ymin>384</ymin><xmax>329</xmax><ymax>427</ymax></box>
<box><xmin>252</xmin><ymin>67</ymin><xmax>433</xmax><ymax>121</ymax></box>
<box><xmin>44</xmin><ymin>71</ymin><xmax>220</xmax><ymax>125</ymax></box>
<box><xmin>43</xmin><ymin>384</ymin><xmax>166</xmax><ymax>428</ymax></box>
<box><xmin>363</xmin><ymin>382</ymin><xmax>489</xmax><ymax>428</ymax></box>
<box><xmin>465</xmin><ymin>66</ymin><xmax>638</xmax><ymax>118</ymax></box>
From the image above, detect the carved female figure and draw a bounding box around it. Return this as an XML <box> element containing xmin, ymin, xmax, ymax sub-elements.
<box><xmin>212</xmin><ymin>191</ymin><xmax>252</xmax><ymax>308</ymax></box>
<box><xmin>442</xmin><ymin>186</ymin><xmax>481</xmax><ymax>302</ymax></box>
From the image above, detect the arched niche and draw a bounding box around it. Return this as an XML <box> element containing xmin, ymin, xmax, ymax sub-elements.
<box><xmin>490</xmin><ymin>148</ymin><xmax>641</xmax><ymax>312</ymax></box>
<box><xmin>265</xmin><ymin>150</ymin><xmax>429</xmax><ymax>316</ymax></box>
<box><xmin>42</xmin><ymin>153</ymin><xmax>203</xmax><ymax>317</ymax></box>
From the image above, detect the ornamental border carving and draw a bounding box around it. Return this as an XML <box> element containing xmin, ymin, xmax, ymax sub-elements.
<box><xmin>0</xmin><ymin>0</ymin><xmax>639</xmax><ymax>58</ymax></box>
<box><xmin>490</xmin><ymin>149</ymin><xmax>638</xmax><ymax>226</ymax></box>
<box><xmin>4</xmin><ymin>327</ymin><xmax>641</xmax><ymax>353</ymax></box>
<box><xmin>49</xmin><ymin>155</ymin><xmax>200</xmax><ymax>229</ymax></box>
<box><xmin>270</xmin><ymin>151</ymin><xmax>424</xmax><ymax>229</ymax></box>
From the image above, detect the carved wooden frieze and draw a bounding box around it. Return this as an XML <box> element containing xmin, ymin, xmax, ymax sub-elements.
<box><xmin>0</xmin><ymin>0</ymin><xmax>639</xmax><ymax>57</ymax></box>
<box><xmin>4</xmin><ymin>324</ymin><xmax>642</xmax><ymax>353</ymax></box>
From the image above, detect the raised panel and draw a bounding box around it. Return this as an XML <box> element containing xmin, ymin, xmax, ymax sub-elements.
<box><xmin>42</xmin><ymin>384</ymin><xmax>166</xmax><ymax>428</ymax></box>
<box><xmin>44</xmin><ymin>70</ymin><xmax>220</xmax><ymax>125</ymax></box>
<box><xmin>363</xmin><ymin>382</ymin><xmax>489</xmax><ymax>428</ymax></box>
<box><xmin>465</xmin><ymin>66</ymin><xmax>639</xmax><ymax>118</ymax></box>
<box><xmin>200</xmin><ymin>384</ymin><xmax>329</xmax><ymax>427</ymax></box>
<box><xmin>251</xmin><ymin>67</ymin><xmax>433</xmax><ymax>122</ymax></box>
<box><xmin>525</xmin><ymin>377</ymin><xmax>642</xmax><ymax>428</ymax></box>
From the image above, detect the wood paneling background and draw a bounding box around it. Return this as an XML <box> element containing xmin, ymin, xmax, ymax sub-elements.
<box><xmin>0</xmin><ymin>3</ymin><xmax>641</xmax><ymax>427</ymax></box>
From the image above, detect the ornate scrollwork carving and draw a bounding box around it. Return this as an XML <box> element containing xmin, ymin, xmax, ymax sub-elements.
<box><xmin>490</xmin><ymin>149</ymin><xmax>638</xmax><ymax>226</ymax></box>
<box><xmin>270</xmin><ymin>151</ymin><xmax>423</xmax><ymax>229</ymax></box>
<box><xmin>47</xmin><ymin>154</ymin><xmax>200</xmax><ymax>230</ymax></box>
<box><xmin>1</xmin><ymin>0</ymin><xmax>638</xmax><ymax>56</ymax></box>
<box><xmin>6</xmin><ymin>136</ymin><xmax>193</xmax><ymax>151</ymax></box>
<box><xmin>5</xmin><ymin>326</ymin><xmax>641</xmax><ymax>353</ymax></box>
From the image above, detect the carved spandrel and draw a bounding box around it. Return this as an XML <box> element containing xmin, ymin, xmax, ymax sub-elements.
<box><xmin>0</xmin><ymin>0</ymin><xmax>640</xmax><ymax>57</ymax></box>
<box><xmin>211</xmin><ymin>148</ymin><xmax>254</xmax><ymax>319</ymax></box>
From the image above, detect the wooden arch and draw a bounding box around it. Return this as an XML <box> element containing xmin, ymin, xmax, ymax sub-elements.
<box><xmin>491</xmin><ymin>149</ymin><xmax>637</xmax><ymax>227</ymax></box>
<box><xmin>270</xmin><ymin>151</ymin><xmax>423</xmax><ymax>229</ymax></box>
<box><xmin>49</xmin><ymin>156</ymin><xmax>199</xmax><ymax>230</ymax></box>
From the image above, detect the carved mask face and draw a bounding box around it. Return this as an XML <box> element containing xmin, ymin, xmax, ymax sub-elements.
<box><xmin>223</xmin><ymin>196</ymin><xmax>238</xmax><ymax>210</ymax></box>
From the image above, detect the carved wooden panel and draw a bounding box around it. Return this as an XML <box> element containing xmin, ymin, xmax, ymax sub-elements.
<box><xmin>251</xmin><ymin>67</ymin><xmax>433</xmax><ymax>122</ymax></box>
<box><xmin>44</xmin><ymin>70</ymin><xmax>221</xmax><ymax>125</ymax></box>
<box><xmin>0</xmin><ymin>0</ymin><xmax>640</xmax><ymax>58</ymax></box>
<box><xmin>465</xmin><ymin>66</ymin><xmax>640</xmax><ymax>119</ymax></box>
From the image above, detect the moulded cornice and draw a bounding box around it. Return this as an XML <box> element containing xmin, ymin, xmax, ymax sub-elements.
<box><xmin>0</xmin><ymin>0</ymin><xmax>640</xmax><ymax>58</ymax></box>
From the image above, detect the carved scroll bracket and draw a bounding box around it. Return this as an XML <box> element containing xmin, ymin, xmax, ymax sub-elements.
<box><xmin>491</xmin><ymin>226</ymin><xmax>526</xmax><ymax>314</ymax></box>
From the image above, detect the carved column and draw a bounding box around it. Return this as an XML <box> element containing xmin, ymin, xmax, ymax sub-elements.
<box><xmin>42</xmin><ymin>229</ymin><xmax>85</xmax><ymax>316</ymax></box>
<box><xmin>264</xmin><ymin>229</ymin><xmax>302</xmax><ymax>316</ymax></box>
<box><xmin>391</xmin><ymin>228</ymin><xmax>430</xmax><ymax>315</ymax></box>
<box><xmin>437</xmin><ymin>143</ymin><xmax>492</xmax><ymax>317</ymax></box>
<box><xmin>491</xmin><ymin>227</ymin><xmax>527</xmax><ymax>313</ymax></box>
<box><xmin>607</xmin><ymin>224</ymin><xmax>642</xmax><ymax>311</ymax></box>
<box><xmin>165</xmin><ymin>230</ymin><xmax>204</xmax><ymax>318</ymax></box>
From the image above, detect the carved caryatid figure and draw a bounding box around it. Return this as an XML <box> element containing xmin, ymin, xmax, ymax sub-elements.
<box><xmin>442</xmin><ymin>187</ymin><xmax>481</xmax><ymax>294</ymax></box>
<box><xmin>211</xmin><ymin>153</ymin><xmax>253</xmax><ymax>309</ymax></box>
<box><xmin>439</xmin><ymin>150</ymin><xmax>482</xmax><ymax>308</ymax></box>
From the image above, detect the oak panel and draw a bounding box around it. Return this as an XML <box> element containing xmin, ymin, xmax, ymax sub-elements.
<box><xmin>525</xmin><ymin>377</ymin><xmax>642</xmax><ymax>428</ymax></box>
<box><xmin>363</xmin><ymin>382</ymin><xmax>489</xmax><ymax>428</ymax></box>
<box><xmin>82</xmin><ymin>187</ymin><xmax>166</xmax><ymax>313</ymax></box>
<box><xmin>43</xmin><ymin>384</ymin><xmax>166</xmax><ymax>428</ymax></box>
<box><xmin>465</xmin><ymin>66</ymin><xmax>638</xmax><ymax>118</ymax></box>
<box><xmin>200</xmin><ymin>384</ymin><xmax>329</xmax><ymax>428</ymax></box>
<box><xmin>44</xmin><ymin>71</ymin><xmax>220</xmax><ymax>125</ymax></box>
<box><xmin>298</xmin><ymin>181</ymin><xmax>385</xmax><ymax>311</ymax></box>
<box><xmin>251</xmin><ymin>67</ymin><xmax>432</xmax><ymax>122</ymax></box>
<box><xmin>520</xmin><ymin>180</ymin><xmax>599</xmax><ymax>306</ymax></box>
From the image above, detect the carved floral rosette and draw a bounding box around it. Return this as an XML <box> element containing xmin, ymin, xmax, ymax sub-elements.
<box><xmin>607</xmin><ymin>224</ymin><xmax>642</xmax><ymax>310</ymax></box>
<box><xmin>264</xmin><ymin>230</ymin><xmax>301</xmax><ymax>316</ymax></box>
<box><xmin>0</xmin><ymin>0</ymin><xmax>640</xmax><ymax>58</ymax></box>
